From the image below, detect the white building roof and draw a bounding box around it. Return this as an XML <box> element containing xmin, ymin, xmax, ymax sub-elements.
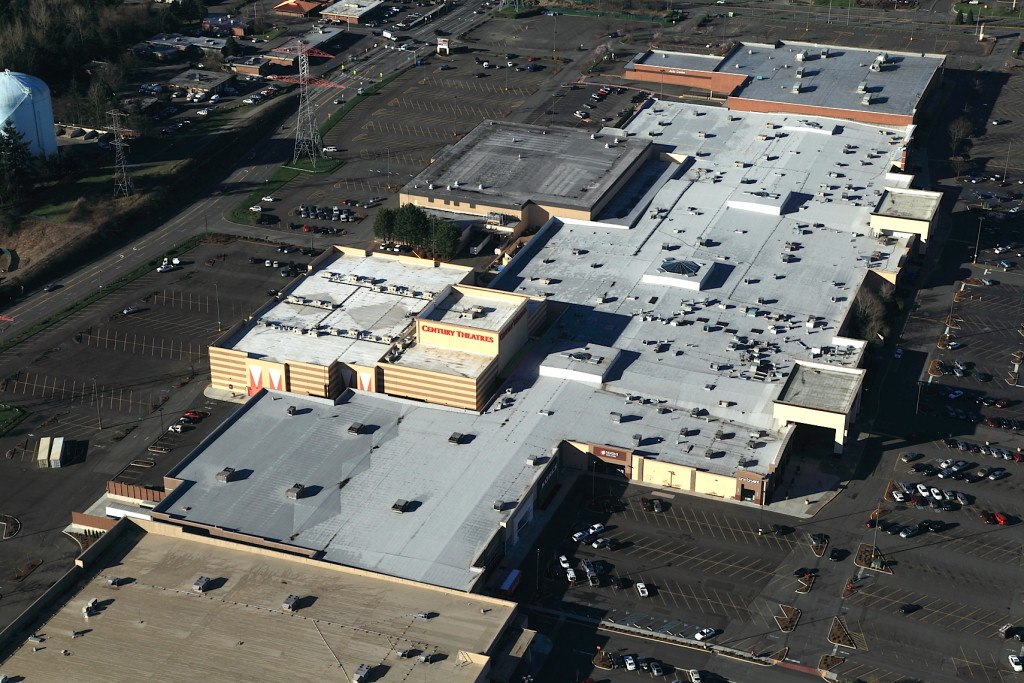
<box><xmin>493</xmin><ymin>101</ymin><xmax>896</xmax><ymax>437</ymax></box>
<box><xmin>224</xmin><ymin>250</ymin><xmax>470</xmax><ymax>367</ymax></box>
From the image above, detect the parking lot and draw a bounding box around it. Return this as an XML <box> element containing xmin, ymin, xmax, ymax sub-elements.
<box><xmin>527</xmin><ymin>458</ymin><xmax>1024</xmax><ymax>683</ymax></box>
<box><xmin>0</xmin><ymin>238</ymin><xmax>316</xmax><ymax>630</ymax></box>
<box><xmin>252</xmin><ymin>47</ymin><xmax>572</xmax><ymax>252</ymax></box>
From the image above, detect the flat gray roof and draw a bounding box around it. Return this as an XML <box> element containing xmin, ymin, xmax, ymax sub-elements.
<box><xmin>321</xmin><ymin>0</ymin><xmax>383</xmax><ymax>17</ymax></box>
<box><xmin>225</xmin><ymin>250</ymin><xmax>469</xmax><ymax>367</ymax></box>
<box><xmin>168</xmin><ymin>69</ymin><xmax>234</xmax><ymax>90</ymax></box>
<box><xmin>777</xmin><ymin>362</ymin><xmax>863</xmax><ymax>414</ymax></box>
<box><xmin>631</xmin><ymin>49</ymin><xmax>727</xmax><ymax>73</ymax></box>
<box><xmin>387</xmin><ymin>342</ymin><xmax>494</xmax><ymax>378</ymax></box>
<box><xmin>157</xmin><ymin>390</ymin><xmax>552</xmax><ymax>591</ymax></box>
<box><xmin>722</xmin><ymin>42</ymin><xmax>943</xmax><ymax>118</ymax></box>
<box><xmin>874</xmin><ymin>187</ymin><xmax>941</xmax><ymax>221</ymax></box>
<box><xmin>149</xmin><ymin>34</ymin><xmax>228</xmax><ymax>50</ymax></box>
<box><xmin>403</xmin><ymin>121</ymin><xmax>651</xmax><ymax>215</ymax></box>
<box><xmin>422</xmin><ymin>288</ymin><xmax>522</xmax><ymax>332</ymax></box>
<box><xmin>274</xmin><ymin>26</ymin><xmax>346</xmax><ymax>55</ymax></box>
<box><xmin>0</xmin><ymin>520</ymin><xmax>511</xmax><ymax>682</ymax></box>
<box><xmin>490</xmin><ymin>101</ymin><xmax>890</xmax><ymax>449</ymax></box>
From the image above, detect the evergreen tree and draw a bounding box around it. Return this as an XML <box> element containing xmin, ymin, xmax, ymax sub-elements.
<box><xmin>224</xmin><ymin>36</ymin><xmax>241</xmax><ymax>57</ymax></box>
<box><xmin>373</xmin><ymin>207</ymin><xmax>396</xmax><ymax>242</ymax></box>
<box><xmin>955</xmin><ymin>9</ymin><xmax>964</xmax><ymax>24</ymax></box>
<box><xmin>966</xmin><ymin>9</ymin><xmax>975</xmax><ymax>23</ymax></box>
<box><xmin>0</xmin><ymin>121</ymin><xmax>34</xmax><ymax>207</ymax></box>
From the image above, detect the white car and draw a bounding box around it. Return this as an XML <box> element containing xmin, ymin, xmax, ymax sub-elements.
<box><xmin>623</xmin><ymin>655</ymin><xmax>637</xmax><ymax>671</ymax></box>
<box><xmin>694</xmin><ymin>627</ymin><xmax>716</xmax><ymax>641</ymax></box>
<box><xmin>242</xmin><ymin>97</ymin><xmax>258</xmax><ymax>104</ymax></box>
<box><xmin>587</xmin><ymin>523</ymin><xmax>605</xmax><ymax>535</ymax></box>
<box><xmin>323</xmin><ymin>146</ymin><xmax>338</xmax><ymax>153</ymax></box>
<box><xmin>636</xmin><ymin>582</ymin><xmax>649</xmax><ymax>597</ymax></box>
<box><xmin>197</xmin><ymin>108</ymin><xmax>211</xmax><ymax>116</ymax></box>
<box><xmin>565</xmin><ymin>567</ymin><xmax>576</xmax><ymax>583</ymax></box>
<box><xmin>557</xmin><ymin>555</ymin><xmax>571</xmax><ymax>569</ymax></box>
<box><xmin>1010</xmin><ymin>654</ymin><xmax>1023</xmax><ymax>672</ymax></box>
<box><xmin>916</xmin><ymin>483</ymin><xmax>930</xmax><ymax>497</ymax></box>
<box><xmin>929</xmin><ymin>487</ymin><xmax>943</xmax><ymax>499</ymax></box>
<box><xmin>688</xmin><ymin>670</ymin><xmax>703</xmax><ymax>683</ymax></box>
<box><xmin>156</xmin><ymin>265</ymin><xmax>175</xmax><ymax>273</ymax></box>
<box><xmin>570</xmin><ymin>530</ymin><xmax>588</xmax><ymax>542</ymax></box>
<box><xmin>249</xmin><ymin>205</ymin><xmax>263</xmax><ymax>212</ymax></box>
<box><xmin>891</xmin><ymin>490</ymin><xmax>906</xmax><ymax>502</ymax></box>
<box><xmin>261</xmin><ymin>195</ymin><xmax>278</xmax><ymax>202</ymax></box>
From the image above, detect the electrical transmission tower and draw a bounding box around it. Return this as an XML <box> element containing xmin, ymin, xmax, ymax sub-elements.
<box><xmin>274</xmin><ymin>42</ymin><xmax>337</xmax><ymax>168</ymax></box>
<box><xmin>107</xmin><ymin>109</ymin><xmax>134</xmax><ymax>199</ymax></box>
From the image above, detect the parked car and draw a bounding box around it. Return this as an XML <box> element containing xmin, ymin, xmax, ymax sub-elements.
<box><xmin>980</xmin><ymin>510</ymin><xmax>996</xmax><ymax>524</ymax></box>
<box><xmin>995</xmin><ymin>512</ymin><xmax>1011</xmax><ymax>525</ymax></box>
<box><xmin>899</xmin><ymin>525</ymin><xmax>921</xmax><ymax>538</ymax></box>
<box><xmin>694</xmin><ymin>627</ymin><xmax>716</xmax><ymax>641</ymax></box>
<box><xmin>587</xmin><ymin>523</ymin><xmax>605</xmax><ymax>536</ymax></box>
<box><xmin>898</xmin><ymin>603</ymin><xmax>919</xmax><ymax>614</ymax></box>
<box><xmin>623</xmin><ymin>655</ymin><xmax>637</xmax><ymax>671</ymax></box>
<box><xmin>901</xmin><ymin>452</ymin><xmax>922</xmax><ymax>463</ymax></box>
<box><xmin>636</xmin><ymin>582</ymin><xmax>649</xmax><ymax>598</ymax></box>
<box><xmin>558</xmin><ymin>555</ymin><xmax>571</xmax><ymax>569</ymax></box>
<box><xmin>591</xmin><ymin>537</ymin><xmax>610</xmax><ymax>550</ymax></box>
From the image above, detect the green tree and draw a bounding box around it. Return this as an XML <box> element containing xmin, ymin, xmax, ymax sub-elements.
<box><xmin>955</xmin><ymin>9</ymin><xmax>964</xmax><ymax>24</ymax></box>
<box><xmin>393</xmin><ymin>203</ymin><xmax>429</xmax><ymax>247</ymax></box>
<box><xmin>223</xmin><ymin>36</ymin><xmax>241</xmax><ymax>57</ymax></box>
<box><xmin>966</xmin><ymin>9</ymin><xmax>975</xmax><ymax>24</ymax></box>
<box><xmin>428</xmin><ymin>217</ymin><xmax>460</xmax><ymax>261</ymax></box>
<box><xmin>0</xmin><ymin>121</ymin><xmax>35</xmax><ymax>207</ymax></box>
<box><xmin>373</xmin><ymin>207</ymin><xmax>396</xmax><ymax>242</ymax></box>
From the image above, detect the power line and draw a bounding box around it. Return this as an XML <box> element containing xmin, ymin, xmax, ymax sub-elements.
<box><xmin>107</xmin><ymin>110</ymin><xmax>134</xmax><ymax>199</ymax></box>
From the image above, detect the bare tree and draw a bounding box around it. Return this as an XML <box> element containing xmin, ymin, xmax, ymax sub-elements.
<box><xmin>948</xmin><ymin>116</ymin><xmax>972</xmax><ymax>154</ymax></box>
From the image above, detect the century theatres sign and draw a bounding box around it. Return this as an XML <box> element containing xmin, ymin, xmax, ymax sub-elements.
<box><xmin>596</xmin><ymin>447</ymin><xmax>629</xmax><ymax>460</ymax></box>
<box><xmin>420</xmin><ymin>323</ymin><xmax>495</xmax><ymax>344</ymax></box>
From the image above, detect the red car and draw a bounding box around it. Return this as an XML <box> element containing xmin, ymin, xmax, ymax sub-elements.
<box><xmin>995</xmin><ymin>512</ymin><xmax>1011</xmax><ymax>526</ymax></box>
<box><xmin>995</xmin><ymin>398</ymin><xmax>1010</xmax><ymax>408</ymax></box>
<box><xmin>980</xmin><ymin>510</ymin><xmax>996</xmax><ymax>524</ymax></box>
<box><xmin>183</xmin><ymin>410</ymin><xmax>209</xmax><ymax>420</ymax></box>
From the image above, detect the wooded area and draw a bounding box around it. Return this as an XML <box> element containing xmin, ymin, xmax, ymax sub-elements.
<box><xmin>0</xmin><ymin>0</ymin><xmax>202</xmax><ymax>88</ymax></box>
<box><xmin>374</xmin><ymin>205</ymin><xmax>461</xmax><ymax>261</ymax></box>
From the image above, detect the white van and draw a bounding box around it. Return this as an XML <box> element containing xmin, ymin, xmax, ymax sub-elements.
<box><xmin>210</xmin><ymin>94</ymin><xmax>221</xmax><ymax>103</ymax></box>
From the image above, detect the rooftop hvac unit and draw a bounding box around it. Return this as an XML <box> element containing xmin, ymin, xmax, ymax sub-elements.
<box><xmin>285</xmin><ymin>483</ymin><xmax>305</xmax><ymax>499</ymax></box>
<box><xmin>791</xmin><ymin>83</ymin><xmax>801</xmax><ymax>94</ymax></box>
<box><xmin>795</xmin><ymin>67</ymin><xmax>805</xmax><ymax>79</ymax></box>
<box><xmin>448</xmin><ymin>432</ymin><xmax>464</xmax><ymax>445</ymax></box>
<box><xmin>493</xmin><ymin>500</ymin><xmax>504</xmax><ymax>511</ymax></box>
<box><xmin>215</xmin><ymin>467</ymin><xmax>236</xmax><ymax>483</ymax></box>
<box><xmin>193</xmin><ymin>576</ymin><xmax>211</xmax><ymax>593</ymax></box>
<box><xmin>348</xmin><ymin>422</ymin><xmax>363</xmax><ymax>435</ymax></box>
<box><xmin>856</xmin><ymin>80</ymin><xmax>867</xmax><ymax>93</ymax></box>
<box><xmin>107</xmin><ymin>576</ymin><xmax>122</xmax><ymax>587</ymax></box>
<box><xmin>282</xmin><ymin>594</ymin><xmax>300</xmax><ymax>611</ymax></box>
<box><xmin>862</xmin><ymin>93</ymin><xmax>873</xmax><ymax>106</ymax></box>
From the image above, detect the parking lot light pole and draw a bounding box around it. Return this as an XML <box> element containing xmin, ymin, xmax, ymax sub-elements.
<box><xmin>215</xmin><ymin>282</ymin><xmax>222</xmax><ymax>332</ymax></box>
<box><xmin>92</xmin><ymin>378</ymin><xmax>102</xmax><ymax>431</ymax></box>
<box><xmin>973</xmin><ymin>217</ymin><xmax>984</xmax><ymax>264</ymax></box>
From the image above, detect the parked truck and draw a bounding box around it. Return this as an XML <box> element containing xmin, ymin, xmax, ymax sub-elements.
<box><xmin>469</xmin><ymin>233</ymin><xmax>494</xmax><ymax>256</ymax></box>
